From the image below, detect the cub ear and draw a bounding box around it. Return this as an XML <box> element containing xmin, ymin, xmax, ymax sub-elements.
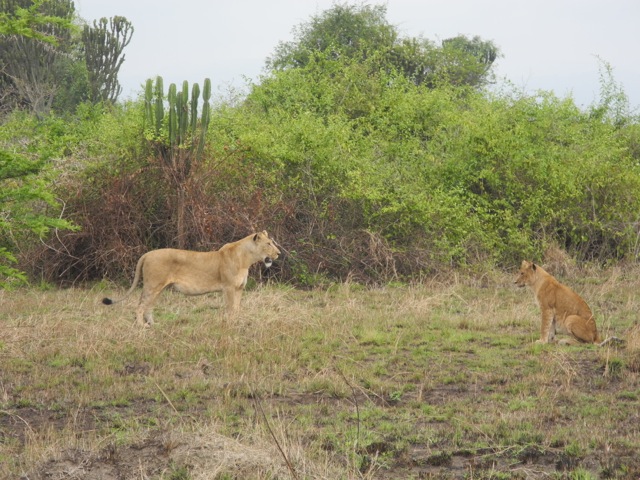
<box><xmin>531</xmin><ymin>263</ymin><xmax>537</xmax><ymax>271</ymax></box>
<box><xmin>253</xmin><ymin>233</ymin><xmax>258</xmax><ymax>241</ymax></box>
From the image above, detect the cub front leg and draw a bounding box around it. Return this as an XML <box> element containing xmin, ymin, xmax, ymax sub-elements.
<box><xmin>536</xmin><ymin>308</ymin><xmax>556</xmax><ymax>344</ymax></box>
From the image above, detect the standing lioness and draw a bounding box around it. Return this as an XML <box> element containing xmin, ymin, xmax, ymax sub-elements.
<box><xmin>102</xmin><ymin>231</ymin><xmax>280</xmax><ymax>326</ymax></box>
<box><xmin>515</xmin><ymin>260</ymin><xmax>601</xmax><ymax>344</ymax></box>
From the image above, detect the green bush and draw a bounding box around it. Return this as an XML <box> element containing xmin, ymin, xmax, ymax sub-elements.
<box><xmin>4</xmin><ymin>47</ymin><xmax>640</xmax><ymax>285</ymax></box>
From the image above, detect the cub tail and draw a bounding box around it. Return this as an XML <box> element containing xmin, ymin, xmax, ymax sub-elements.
<box><xmin>598</xmin><ymin>336</ymin><xmax>625</xmax><ymax>348</ymax></box>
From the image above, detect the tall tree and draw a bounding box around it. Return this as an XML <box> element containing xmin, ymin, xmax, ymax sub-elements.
<box><xmin>437</xmin><ymin>35</ymin><xmax>499</xmax><ymax>87</ymax></box>
<box><xmin>82</xmin><ymin>16</ymin><xmax>133</xmax><ymax>103</ymax></box>
<box><xmin>268</xmin><ymin>3</ymin><xmax>396</xmax><ymax>70</ymax></box>
<box><xmin>0</xmin><ymin>0</ymin><xmax>76</xmax><ymax>117</ymax></box>
<box><xmin>267</xmin><ymin>3</ymin><xmax>499</xmax><ymax>89</ymax></box>
<box><xmin>0</xmin><ymin>0</ymin><xmax>76</xmax><ymax>284</ymax></box>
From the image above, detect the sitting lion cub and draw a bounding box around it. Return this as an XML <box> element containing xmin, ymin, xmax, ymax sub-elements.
<box><xmin>515</xmin><ymin>260</ymin><xmax>602</xmax><ymax>344</ymax></box>
<box><xmin>102</xmin><ymin>231</ymin><xmax>280</xmax><ymax>326</ymax></box>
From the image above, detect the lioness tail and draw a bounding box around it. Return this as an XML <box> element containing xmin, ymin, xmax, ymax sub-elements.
<box><xmin>101</xmin><ymin>254</ymin><xmax>146</xmax><ymax>306</ymax></box>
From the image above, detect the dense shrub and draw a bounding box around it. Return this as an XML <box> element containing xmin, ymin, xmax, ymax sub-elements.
<box><xmin>4</xmin><ymin>54</ymin><xmax>639</xmax><ymax>286</ymax></box>
<box><xmin>219</xmin><ymin>58</ymin><xmax>640</xmax><ymax>276</ymax></box>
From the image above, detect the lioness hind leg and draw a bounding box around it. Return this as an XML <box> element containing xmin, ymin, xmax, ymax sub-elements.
<box><xmin>136</xmin><ymin>288</ymin><xmax>162</xmax><ymax>326</ymax></box>
<box><xmin>565</xmin><ymin>315</ymin><xmax>598</xmax><ymax>344</ymax></box>
<box><xmin>135</xmin><ymin>305</ymin><xmax>148</xmax><ymax>326</ymax></box>
<box><xmin>136</xmin><ymin>302</ymin><xmax>153</xmax><ymax>327</ymax></box>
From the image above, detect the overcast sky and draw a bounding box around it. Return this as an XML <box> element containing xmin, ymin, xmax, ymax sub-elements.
<box><xmin>75</xmin><ymin>1</ymin><xmax>639</xmax><ymax>110</ymax></box>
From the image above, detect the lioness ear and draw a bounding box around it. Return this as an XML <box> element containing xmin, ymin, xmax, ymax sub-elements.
<box><xmin>253</xmin><ymin>233</ymin><xmax>258</xmax><ymax>241</ymax></box>
<box><xmin>531</xmin><ymin>263</ymin><xmax>537</xmax><ymax>271</ymax></box>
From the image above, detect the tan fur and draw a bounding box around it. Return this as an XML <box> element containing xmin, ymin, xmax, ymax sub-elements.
<box><xmin>515</xmin><ymin>260</ymin><xmax>602</xmax><ymax>344</ymax></box>
<box><xmin>102</xmin><ymin>231</ymin><xmax>280</xmax><ymax>326</ymax></box>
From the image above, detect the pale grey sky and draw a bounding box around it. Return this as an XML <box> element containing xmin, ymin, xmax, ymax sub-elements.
<box><xmin>75</xmin><ymin>1</ymin><xmax>640</xmax><ymax>110</ymax></box>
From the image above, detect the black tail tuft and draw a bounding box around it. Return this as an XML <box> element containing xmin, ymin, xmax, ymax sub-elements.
<box><xmin>102</xmin><ymin>298</ymin><xmax>113</xmax><ymax>305</ymax></box>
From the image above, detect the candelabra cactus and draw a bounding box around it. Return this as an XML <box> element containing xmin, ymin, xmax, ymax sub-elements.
<box><xmin>198</xmin><ymin>79</ymin><xmax>211</xmax><ymax>158</ymax></box>
<box><xmin>144</xmin><ymin>76</ymin><xmax>211</xmax><ymax>167</ymax></box>
<box><xmin>143</xmin><ymin>76</ymin><xmax>212</xmax><ymax>248</ymax></box>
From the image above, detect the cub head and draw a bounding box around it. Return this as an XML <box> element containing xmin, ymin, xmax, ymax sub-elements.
<box><xmin>253</xmin><ymin>230</ymin><xmax>281</xmax><ymax>268</ymax></box>
<box><xmin>515</xmin><ymin>260</ymin><xmax>538</xmax><ymax>288</ymax></box>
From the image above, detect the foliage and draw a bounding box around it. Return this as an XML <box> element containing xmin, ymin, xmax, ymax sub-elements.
<box><xmin>0</xmin><ymin>0</ymin><xmax>81</xmax><ymax>284</ymax></box>
<box><xmin>16</xmin><ymin>93</ymin><xmax>272</xmax><ymax>283</ymax></box>
<box><xmin>589</xmin><ymin>57</ymin><xmax>632</xmax><ymax>126</ymax></box>
<box><xmin>0</xmin><ymin>137</ymin><xmax>75</xmax><ymax>285</ymax></box>
<box><xmin>0</xmin><ymin>0</ymin><xmax>71</xmax><ymax>43</ymax></box>
<box><xmin>233</xmin><ymin>50</ymin><xmax>640</xmax><ymax>276</ymax></box>
<box><xmin>435</xmin><ymin>35</ymin><xmax>500</xmax><ymax>87</ymax></box>
<box><xmin>0</xmin><ymin>101</ymin><xmax>144</xmax><ymax>283</ymax></box>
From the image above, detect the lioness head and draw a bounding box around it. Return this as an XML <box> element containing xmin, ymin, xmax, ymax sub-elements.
<box><xmin>515</xmin><ymin>260</ymin><xmax>537</xmax><ymax>288</ymax></box>
<box><xmin>254</xmin><ymin>230</ymin><xmax>280</xmax><ymax>268</ymax></box>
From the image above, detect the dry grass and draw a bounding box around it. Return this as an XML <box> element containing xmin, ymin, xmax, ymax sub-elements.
<box><xmin>1</xmin><ymin>266</ymin><xmax>639</xmax><ymax>479</ymax></box>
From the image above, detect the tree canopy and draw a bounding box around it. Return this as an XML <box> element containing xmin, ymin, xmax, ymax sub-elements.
<box><xmin>267</xmin><ymin>3</ymin><xmax>500</xmax><ymax>89</ymax></box>
<box><xmin>0</xmin><ymin>0</ymin><xmax>71</xmax><ymax>42</ymax></box>
<box><xmin>268</xmin><ymin>4</ymin><xmax>396</xmax><ymax>69</ymax></box>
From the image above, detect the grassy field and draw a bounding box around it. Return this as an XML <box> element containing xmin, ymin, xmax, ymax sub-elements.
<box><xmin>1</xmin><ymin>265</ymin><xmax>639</xmax><ymax>479</ymax></box>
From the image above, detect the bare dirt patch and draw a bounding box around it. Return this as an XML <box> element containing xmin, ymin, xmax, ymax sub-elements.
<box><xmin>25</xmin><ymin>430</ymin><xmax>287</xmax><ymax>480</ymax></box>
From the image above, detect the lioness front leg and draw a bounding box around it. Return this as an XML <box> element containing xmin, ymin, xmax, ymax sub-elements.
<box><xmin>223</xmin><ymin>287</ymin><xmax>243</xmax><ymax>316</ymax></box>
